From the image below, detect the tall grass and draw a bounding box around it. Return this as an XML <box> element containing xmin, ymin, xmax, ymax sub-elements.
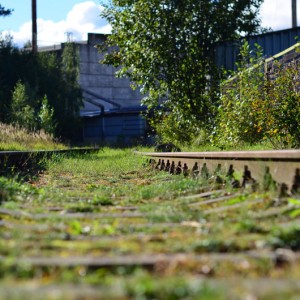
<box><xmin>0</xmin><ymin>122</ymin><xmax>65</xmax><ymax>151</ymax></box>
<box><xmin>46</xmin><ymin>148</ymin><xmax>146</xmax><ymax>178</ymax></box>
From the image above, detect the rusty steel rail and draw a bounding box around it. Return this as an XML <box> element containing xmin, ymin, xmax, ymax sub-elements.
<box><xmin>137</xmin><ymin>150</ymin><xmax>300</xmax><ymax>195</ymax></box>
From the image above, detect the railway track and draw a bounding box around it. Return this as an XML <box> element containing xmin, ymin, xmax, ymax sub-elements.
<box><xmin>1</xmin><ymin>148</ymin><xmax>300</xmax><ymax>298</ymax></box>
<box><xmin>0</xmin><ymin>147</ymin><xmax>99</xmax><ymax>174</ymax></box>
<box><xmin>137</xmin><ymin>150</ymin><xmax>300</xmax><ymax>195</ymax></box>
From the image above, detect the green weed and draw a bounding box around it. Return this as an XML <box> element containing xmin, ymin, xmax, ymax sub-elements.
<box><xmin>269</xmin><ymin>225</ymin><xmax>300</xmax><ymax>250</ymax></box>
<box><xmin>1</xmin><ymin>147</ymin><xmax>300</xmax><ymax>299</ymax></box>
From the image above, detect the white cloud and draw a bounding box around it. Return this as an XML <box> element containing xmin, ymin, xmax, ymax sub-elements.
<box><xmin>3</xmin><ymin>1</ymin><xmax>111</xmax><ymax>47</ymax></box>
<box><xmin>3</xmin><ymin>0</ymin><xmax>300</xmax><ymax>47</ymax></box>
<box><xmin>260</xmin><ymin>0</ymin><xmax>300</xmax><ymax>31</ymax></box>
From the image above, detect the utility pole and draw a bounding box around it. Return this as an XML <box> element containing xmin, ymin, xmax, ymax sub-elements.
<box><xmin>292</xmin><ymin>0</ymin><xmax>297</xmax><ymax>28</ymax></box>
<box><xmin>32</xmin><ymin>0</ymin><xmax>37</xmax><ymax>53</ymax></box>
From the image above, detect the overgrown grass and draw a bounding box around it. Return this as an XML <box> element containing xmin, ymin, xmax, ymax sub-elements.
<box><xmin>1</xmin><ymin>147</ymin><xmax>300</xmax><ymax>299</ymax></box>
<box><xmin>181</xmin><ymin>140</ymin><xmax>276</xmax><ymax>152</ymax></box>
<box><xmin>0</xmin><ymin>122</ymin><xmax>66</xmax><ymax>151</ymax></box>
<box><xmin>0</xmin><ymin>120</ymin><xmax>281</xmax><ymax>153</ymax></box>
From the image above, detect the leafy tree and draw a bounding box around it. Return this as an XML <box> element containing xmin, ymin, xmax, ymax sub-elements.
<box><xmin>0</xmin><ymin>37</ymin><xmax>83</xmax><ymax>140</ymax></box>
<box><xmin>11</xmin><ymin>83</ymin><xmax>56</xmax><ymax>136</ymax></box>
<box><xmin>0</xmin><ymin>34</ymin><xmax>18</xmax><ymax>120</ymax></box>
<box><xmin>100</xmin><ymin>0</ymin><xmax>264</xmax><ymax>144</ymax></box>
<box><xmin>11</xmin><ymin>81</ymin><xmax>36</xmax><ymax>131</ymax></box>
<box><xmin>59</xmin><ymin>42</ymin><xmax>83</xmax><ymax>139</ymax></box>
<box><xmin>38</xmin><ymin>95</ymin><xmax>56</xmax><ymax>135</ymax></box>
<box><xmin>0</xmin><ymin>4</ymin><xmax>12</xmax><ymax>17</ymax></box>
<box><xmin>61</xmin><ymin>42</ymin><xmax>82</xmax><ymax>117</ymax></box>
<box><xmin>35</xmin><ymin>51</ymin><xmax>72</xmax><ymax>137</ymax></box>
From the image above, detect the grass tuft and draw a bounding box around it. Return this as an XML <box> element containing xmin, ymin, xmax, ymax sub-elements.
<box><xmin>0</xmin><ymin>122</ymin><xmax>65</xmax><ymax>151</ymax></box>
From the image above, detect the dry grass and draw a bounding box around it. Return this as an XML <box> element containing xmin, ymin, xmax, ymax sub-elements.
<box><xmin>0</xmin><ymin>122</ymin><xmax>66</xmax><ymax>151</ymax></box>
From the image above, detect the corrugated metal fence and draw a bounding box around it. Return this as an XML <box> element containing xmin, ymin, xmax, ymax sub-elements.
<box><xmin>216</xmin><ymin>27</ymin><xmax>300</xmax><ymax>71</ymax></box>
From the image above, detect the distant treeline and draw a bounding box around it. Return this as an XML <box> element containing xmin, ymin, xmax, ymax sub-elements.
<box><xmin>0</xmin><ymin>36</ymin><xmax>83</xmax><ymax>141</ymax></box>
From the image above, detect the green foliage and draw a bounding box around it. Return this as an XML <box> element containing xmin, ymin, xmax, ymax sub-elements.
<box><xmin>10</xmin><ymin>82</ymin><xmax>57</xmax><ymax>135</ymax></box>
<box><xmin>11</xmin><ymin>81</ymin><xmax>36</xmax><ymax>131</ymax></box>
<box><xmin>38</xmin><ymin>95</ymin><xmax>56</xmax><ymax>135</ymax></box>
<box><xmin>215</xmin><ymin>41</ymin><xmax>300</xmax><ymax>149</ymax></box>
<box><xmin>92</xmin><ymin>195</ymin><xmax>113</xmax><ymax>206</ymax></box>
<box><xmin>0</xmin><ymin>4</ymin><xmax>12</xmax><ymax>16</ymax></box>
<box><xmin>0</xmin><ymin>176</ymin><xmax>38</xmax><ymax>203</ymax></box>
<box><xmin>261</xmin><ymin>58</ymin><xmax>300</xmax><ymax>148</ymax></box>
<box><xmin>125</xmin><ymin>273</ymin><xmax>223</xmax><ymax>300</ymax></box>
<box><xmin>61</xmin><ymin>42</ymin><xmax>82</xmax><ymax>117</ymax></box>
<box><xmin>100</xmin><ymin>0</ymin><xmax>264</xmax><ymax>144</ymax></box>
<box><xmin>270</xmin><ymin>225</ymin><xmax>300</xmax><ymax>250</ymax></box>
<box><xmin>214</xmin><ymin>41</ymin><xmax>265</xmax><ymax>147</ymax></box>
<box><xmin>0</xmin><ymin>37</ymin><xmax>83</xmax><ymax>141</ymax></box>
<box><xmin>58</xmin><ymin>42</ymin><xmax>83</xmax><ymax>140</ymax></box>
<box><xmin>62</xmin><ymin>43</ymin><xmax>79</xmax><ymax>87</ymax></box>
<box><xmin>0</xmin><ymin>34</ymin><xmax>26</xmax><ymax>121</ymax></box>
<box><xmin>150</xmin><ymin>111</ymin><xmax>201</xmax><ymax>146</ymax></box>
<box><xmin>288</xmin><ymin>198</ymin><xmax>300</xmax><ymax>218</ymax></box>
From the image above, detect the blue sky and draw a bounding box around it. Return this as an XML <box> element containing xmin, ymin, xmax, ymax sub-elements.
<box><xmin>0</xmin><ymin>0</ymin><xmax>110</xmax><ymax>46</ymax></box>
<box><xmin>0</xmin><ymin>1</ymin><xmax>93</xmax><ymax>31</ymax></box>
<box><xmin>0</xmin><ymin>0</ymin><xmax>299</xmax><ymax>47</ymax></box>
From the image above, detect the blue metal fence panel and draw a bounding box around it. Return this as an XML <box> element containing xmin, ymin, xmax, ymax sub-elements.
<box><xmin>104</xmin><ymin>115</ymin><xmax>145</xmax><ymax>138</ymax></box>
<box><xmin>83</xmin><ymin>112</ymin><xmax>146</xmax><ymax>142</ymax></box>
<box><xmin>216</xmin><ymin>27</ymin><xmax>300</xmax><ymax>70</ymax></box>
<box><xmin>83</xmin><ymin>117</ymin><xmax>103</xmax><ymax>139</ymax></box>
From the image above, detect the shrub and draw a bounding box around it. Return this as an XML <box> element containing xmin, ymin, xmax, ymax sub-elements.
<box><xmin>11</xmin><ymin>81</ymin><xmax>36</xmax><ymax>131</ymax></box>
<box><xmin>261</xmin><ymin>58</ymin><xmax>300</xmax><ymax>148</ymax></box>
<box><xmin>213</xmin><ymin>41</ymin><xmax>265</xmax><ymax>147</ymax></box>
<box><xmin>38</xmin><ymin>95</ymin><xmax>56</xmax><ymax>135</ymax></box>
<box><xmin>214</xmin><ymin>41</ymin><xmax>300</xmax><ymax>149</ymax></box>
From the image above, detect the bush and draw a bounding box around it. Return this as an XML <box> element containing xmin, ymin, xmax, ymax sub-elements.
<box><xmin>38</xmin><ymin>95</ymin><xmax>56</xmax><ymax>135</ymax></box>
<box><xmin>261</xmin><ymin>58</ymin><xmax>300</xmax><ymax>148</ymax></box>
<box><xmin>11</xmin><ymin>81</ymin><xmax>36</xmax><ymax>131</ymax></box>
<box><xmin>214</xmin><ymin>41</ymin><xmax>300</xmax><ymax>149</ymax></box>
<box><xmin>213</xmin><ymin>41</ymin><xmax>265</xmax><ymax>147</ymax></box>
<box><xmin>0</xmin><ymin>36</ymin><xmax>83</xmax><ymax>141</ymax></box>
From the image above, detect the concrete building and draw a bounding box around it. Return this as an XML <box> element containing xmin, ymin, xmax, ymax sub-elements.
<box><xmin>79</xmin><ymin>34</ymin><xmax>142</xmax><ymax>111</ymax></box>
<box><xmin>76</xmin><ymin>33</ymin><xmax>147</xmax><ymax>145</ymax></box>
<box><xmin>39</xmin><ymin>27</ymin><xmax>300</xmax><ymax>145</ymax></box>
<box><xmin>40</xmin><ymin>33</ymin><xmax>147</xmax><ymax>146</ymax></box>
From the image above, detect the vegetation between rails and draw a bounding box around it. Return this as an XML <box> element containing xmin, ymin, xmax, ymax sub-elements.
<box><xmin>1</xmin><ymin>1</ymin><xmax>300</xmax><ymax>298</ymax></box>
<box><xmin>1</xmin><ymin>148</ymin><xmax>300</xmax><ymax>299</ymax></box>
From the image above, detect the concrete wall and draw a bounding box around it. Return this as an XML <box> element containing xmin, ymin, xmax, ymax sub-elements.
<box><xmin>38</xmin><ymin>34</ymin><xmax>147</xmax><ymax>145</ymax></box>
<box><xmin>78</xmin><ymin>33</ymin><xmax>143</xmax><ymax>111</ymax></box>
